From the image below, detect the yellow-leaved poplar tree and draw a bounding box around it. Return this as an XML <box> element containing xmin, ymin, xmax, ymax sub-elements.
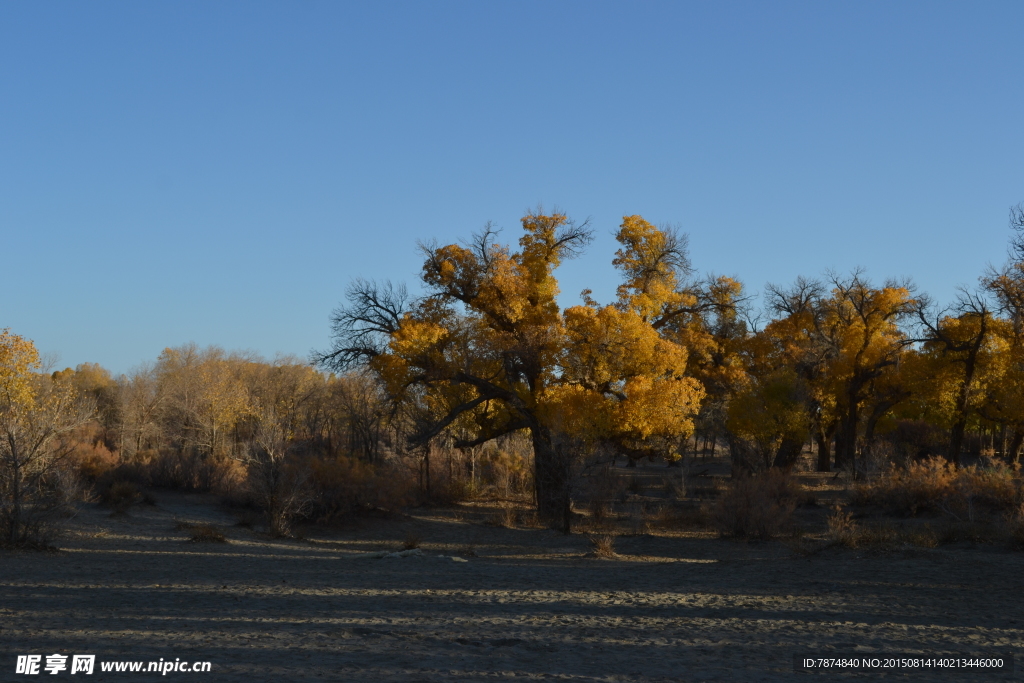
<box><xmin>318</xmin><ymin>212</ymin><xmax>705</xmax><ymax>522</ymax></box>
<box><xmin>0</xmin><ymin>329</ymin><xmax>93</xmax><ymax>546</ymax></box>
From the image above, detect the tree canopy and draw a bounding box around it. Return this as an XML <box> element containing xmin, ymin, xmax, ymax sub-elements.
<box><xmin>319</xmin><ymin>211</ymin><xmax>709</xmax><ymax>520</ymax></box>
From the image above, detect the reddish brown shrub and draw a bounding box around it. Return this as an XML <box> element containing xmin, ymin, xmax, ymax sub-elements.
<box><xmin>854</xmin><ymin>457</ymin><xmax>1022</xmax><ymax>518</ymax></box>
<box><xmin>709</xmin><ymin>470</ymin><xmax>798</xmax><ymax>539</ymax></box>
<box><xmin>306</xmin><ymin>456</ymin><xmax>415</xmax><ymax>521</ymax></box>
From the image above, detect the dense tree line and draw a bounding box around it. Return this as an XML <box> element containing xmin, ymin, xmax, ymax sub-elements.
<box><xmin>3</xmin><ymin>203</ymin><xmax>1024</xmax><ymax>543</ymax></box>
<box><xmin>319</xmin><ymin>205</ymin><xmax>1024</xmax><ymax>514</ymax></box>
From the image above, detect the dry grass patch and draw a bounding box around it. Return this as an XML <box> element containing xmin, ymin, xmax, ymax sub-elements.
<box><xmin>826</xmin><ymin>505</ymin><xmax>859</xmax><ymax>546</ymax></box>
<box><xmin>588</xmin><ymin>534</ymin><xmax>617</xmax><ymax>558</ymax></box>
<box><xmin>936</xmin><ymin>520</ymin><xmax>1002</xmax><ymax>545</ymax></box>
<box><xmin>486</xmin><ymin>504</ymin><xmax>518</xmax><ymax>529</ymax></box>
<box><xmin>175</xmin><ymin>521</ymin><xmax>227</xmax><ymax>544</ymax></box>
<box><xmin>826</xmin><ymin>506</ymin><xmax>948</xmax><ymax>550</ymax></box>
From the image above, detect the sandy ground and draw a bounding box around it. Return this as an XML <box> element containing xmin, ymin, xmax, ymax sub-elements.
<box><xmin>1</xmin><ymin>492</ymin><xmax>1023</xmax><ymax>682</ymax></box>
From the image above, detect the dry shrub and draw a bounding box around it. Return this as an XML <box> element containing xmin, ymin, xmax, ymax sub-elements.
<box><xmin>68</xmin><ymin>434</ymin><xmax>119</xmax><ymax>483</ymax></box>
<box><xmin>936</xmin><ymin>520</ymin><xmax>1000</xmax><ymax>545</ymax></box>
<box><xmin>517</xmin><ymin>509</ymin><xmax>541</xmax><ymax>528</ymax></box>
<box><xmin>654</xmin><ymin>503</ymin><xmax>709</xmax><ymax>530</ymax></box>
<box><xmin>589</xmin><ymin>534</ymin><xmax>617</xmax><ymax>558</ymax></box>
<box><xmin>402</xmin><ymin>532</ymin><xmax>421</xmax><ymax>550</ymax></box>
<box><xmin>148</xmin><ymin>450</ymin><xmax>243</xmax><ymax>493</ymax></box>
<box><xmin>826</xmin><ymin>506</ymin><xmax>858</xmax><ymax>546</ymax></box>
<box><xmin>826</xmin><ymin>508</ymin><xmax>942</xmax><ymax>550</ymax></box>
<box><xmin>249</xmin><ymin>459</ymin><xmax>309</xmax><ymax>538</ymax></box>
<box><xmin>486</xmin><ymin>504</ymin><xmax>518</xmax><ymax>528</ymax></box>
<box><xmin>438</xmin><ymin>478</ymin><xmax>478</xmax><ymax>504</ymax></box>
<box><xmin>101</xmin><ymin>481</ymin><xmax>140</xmax><ymax>514</ymax></box>
<box><xmin>958</xmin><ymin>462</ymin><xmax>1021</xmax><ymax>510</ymax></box>
<box><xmin>306</xmin><ymin>456</ymin><xmax>415</xmax><ymax>521</ymax></box>
<box><xmin>588</xmin><ymin>533</ymin><xmax>615</xmax><ymax>556</ymax></box>
<box><xmin>687</xmin><ymin>479</ymin><xmax>723</xmax><ymax>500</ymax></box>
<box><xmin>480</xmin><ymin>446</ymin><xmax>532</xmax><ymax>497</ymax></box>
<box><xmin>175</xmin><ymin>521</ymin><xmax>227</xmax><ymax>543</ymax></box>
<box><xmin>709</xmin><ymin>470</ymin><xmax>798</xmax><ymax>539</ymax></box>
<box><xmin>0</xmin><ymin>460</ymin><xmax>83</xmax><ymax>551</ymax></box>
<box><xmin>1004</xmin><ymin>504</ymin><xmax>1024</xmax><ymax>548</ymax></box>
<box><xmin>642</xmin><ymin>504</ymin><xmax>679</xmax><ymax>531</ymax></box>
<box><xmin>663</xmin><ymin>474</ymin><xmax>687</xmax><ymax>500</ymax></box>
<box><xmin>233</xmin><ymin>509</ymin><xmax>259</xmax><ymax>529</ymax></box>
<box><xmin>92</xmin><ymin>461</ymin><xmax>148</xmax><ymax>505</ymax></box>
<box><xmin>854</xmin><ymin>457</ymin><xmax>1022</xmax><ymax>518</ymax></box>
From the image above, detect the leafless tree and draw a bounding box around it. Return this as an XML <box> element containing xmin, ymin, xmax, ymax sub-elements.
<box><xmin>240</xmin><ymin>409</ymin><xmax>310</xmax><ymax>537</ymax></box>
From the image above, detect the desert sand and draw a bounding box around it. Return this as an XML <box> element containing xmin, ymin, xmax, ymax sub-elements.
<box><xmin>1</xmin><ymin>492</ymin><xmax>1022</xmax><ymax>682</ymax></box>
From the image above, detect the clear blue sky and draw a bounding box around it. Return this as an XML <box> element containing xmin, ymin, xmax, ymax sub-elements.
<box><xmin>3</xmin><ymin>1</ymin><xmax>1022</xmax><ymax>374</ymax></box>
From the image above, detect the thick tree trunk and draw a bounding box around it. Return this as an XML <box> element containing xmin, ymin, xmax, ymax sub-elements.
<box><xmin>422</xmin><ymin>444</ymin><xmax>431</xmax><ymax>494</ymax></box>
<box><xmin>531</xmin><ymin>426</ymin><xmax>569</xmax><ymax>527</ymax></box>
<box><xmin>1008</xmin><ymin>428</ymin><xmax>1024</xmax><ymax>463</ymax></box>
<box><xmin>835</xmin><ymin>399</ymin><xmax>859</xmax><ymax>473</ymax></box>
<box><xmin>949</xmin><ymin>419</ymin><xmax>967</xmax><ymax>467</ymax></box>
<box><xmin>814</xmin><ymin>429</ymin><xmax>832</xmax><ymax>472</ymax></box>
<box><xmin>949</xmin><ymin>357</ymin><xmax>978</xmax><ymax>467</ymax></box>
<box><xmin>773</xmin><ymin>436</ymin><xmax>803</xmax><ymax>471</ymax></box>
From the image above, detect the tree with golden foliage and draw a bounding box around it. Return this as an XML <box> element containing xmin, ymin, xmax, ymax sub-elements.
<box><xmin>910</xmin><ymin>292</ymin><xmax>1000</xmax><ymax>466</ymax></box>
<box><xmin>755</xmin><ymin>273</ymin><xmax>915</xmax><ymax>473</ymax></box>
<box><xmin>0</xmin><ymin>329</ymin><xmax>93</xmax><ymax>546</ymax></box>
<box><xmin>319</xmin><ymin>211</ymin><xmax>705</xmax><ymax>522</ymax></box>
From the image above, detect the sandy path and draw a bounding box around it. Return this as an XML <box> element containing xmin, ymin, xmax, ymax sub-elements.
<box><xmin>1</xmin><ymin>494</ymin><xmax>1022</xmax><ymax>682</ymax></box>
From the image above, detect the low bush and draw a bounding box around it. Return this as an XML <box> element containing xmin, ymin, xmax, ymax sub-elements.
<box><xmin>101</xmin><ymin>480</ymin><xmax>140</xmax><ymax>514</ymax></box>
<box><xmin>827</xmin><ymin>508</ymin><xmax>940</xmax><ymax>549</ymax></box>
<box><xmin>305</xmin><ymin>455</ymin><xmax>415</xmax><ymax>521</ymax></box>
<box><xmin>1004</xmin><ymin>504</ymin><xmax>1024</xmax><ymax>548</ymax></box>
<box><xmin>826</xmin><ymin>506</ymin><xmax>858</xmax><ymax>546</ymax></box>
<box><xmin>709</xmin><ymin>469</ymin><xmax>798</xmax><ymax>539</ymax></box>
<box><xmin>853</xmin><ymin>457</ymin><xmax>1022</xmax><ymax>518</ymax></box>
<box><xmin>589</xmin><ymin>534</ymin><xmax>617</xmax><ymax>558</ymax></box>
<box><xmin>148</xmin><ymin>450</ymin><xmax>245</xmax><ymax>494</ymax></box>
<box><xmin>0</xmin><ymin>462</ymin><xmax>82</xmax><ymax>550</ymax></box>
<box><xmin>70</xmin><ymin>437</ymin><xmax>119</xmax><ymax>483</ymax></box>
<box><xmin>486</xmin><ymin>504</ymin><xmax>518</xmax><ymax>529</ymax></box>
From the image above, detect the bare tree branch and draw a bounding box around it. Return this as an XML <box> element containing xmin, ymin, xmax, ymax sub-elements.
<box><xmin>312</xmin><ymin>278</ymin><xmax>411</xmax><ymax>371</ymax></box>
